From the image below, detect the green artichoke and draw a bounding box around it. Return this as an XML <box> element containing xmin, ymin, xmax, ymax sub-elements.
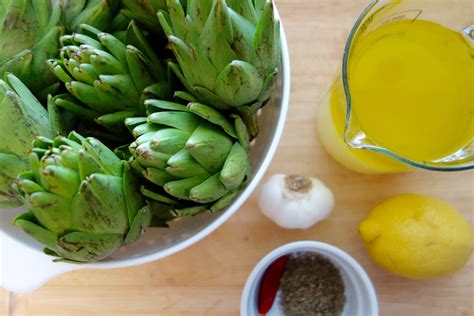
<box><xmin>47</xmin><ymin>23</ymin><xmax>171</xmax><ymax>136</ymax></box>
<box><xmin>14</xmin><ymin>132</ymin><xmax>151</xmax><ymax>263</ymax></box>
<box><xmin>126</xmin><ymin>100</ymin><xmax>251</xmax><ymax>217</ymax></box>
<box><xmin>0</xmin><ymin>0</ymin><xmax>64</xmax><ymax>100</ymax></box>
<box><xmin>157</xmin><ymin>0</ymin><xmax>281</xmax><ymax>114</ymax></box>
<box><xmin>0</xmin><ymin>74</ymin><xmax>57</xmax><ymax>208</ymax></box>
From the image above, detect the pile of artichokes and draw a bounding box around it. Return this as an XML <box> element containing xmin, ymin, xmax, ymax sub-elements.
<box><xmin>0</xmin><ymin>0</ymin><xmax>280</xmax><ymax>263</ymax></box>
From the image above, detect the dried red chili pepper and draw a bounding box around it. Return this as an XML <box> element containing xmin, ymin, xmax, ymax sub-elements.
<box><xmin>257</xmin><ymin>254</ymin><xmax>290</xmax><ymax>315</ymax></box>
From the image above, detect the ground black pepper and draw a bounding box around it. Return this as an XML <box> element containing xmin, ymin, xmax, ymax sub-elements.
<box><xmin>279</xmin><ymin>252</ymin><xmax>346</xmax><ymax>316</ymax></box>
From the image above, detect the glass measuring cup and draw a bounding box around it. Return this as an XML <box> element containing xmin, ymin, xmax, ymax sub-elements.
<box><xmin>317</xmin><ymin>0</ymin><xmax>474</xmax><ymax>174</ymax></box>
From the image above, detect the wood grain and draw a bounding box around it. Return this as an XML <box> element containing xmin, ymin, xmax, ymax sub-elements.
<box><xmin>2</xmin><ymin>1</ymin><xmax>473</xmax><ymax>315</ymax></box>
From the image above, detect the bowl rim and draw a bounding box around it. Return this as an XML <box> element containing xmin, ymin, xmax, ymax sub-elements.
<box><xmin>240</xmin><ymin>241</ymin><xmax>379</xmax><ymax>316</ymax></box>
<box><xmin>1</xmin><ymin>6</ymin><xmax>292</xmax><ymax>270</ymax></box>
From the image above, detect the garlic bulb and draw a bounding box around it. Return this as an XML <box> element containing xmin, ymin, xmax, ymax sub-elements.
<box><xmin>258</xmin><ymin>174</ymin><xmax>334</xmax><ymax>229</ymax></box>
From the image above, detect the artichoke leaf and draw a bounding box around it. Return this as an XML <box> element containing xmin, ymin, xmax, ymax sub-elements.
<box><xmin>252</xmin><ymin>1</ymin><xmax>276</xmax><ymax>77</ymax></box>
<box><xmin>145</xmin><ymin>99</ymin><xmax>188</xmax><ymax>112</ymax></box>
<box><xmin>174</xmin><ymin>91</ymin><xmax>199</xmax><ymax>103</ymax></box>
<box><xmin>126</xmin><ymin>46</ymin><xmax>157</xmax><ymax>94</ymax></box>
<box><xmin>166</xmin><ymin>149</ymin><xmax>209</xmax><ymax>178</ymax></box>
<box><xmin>66</xmin><ymin>0</ymin><xmax>120</xmax><ymax>32</ymax></box>
<box><xmin>148</xmin><ymin>111</ymin><xmax>200</xmax><ymax>133</ymax></box>
<box><xmin>38</xmin><ymin>165</ymin><xmax>80</xmax><ymax>199</ymax></box>
<box><xmin>55</xmin><ymin>231</ymin><xmax>123</xmax><ymax>263</ymax></box>
<box><xmin>122</xmin><ymin>161</ymin><xmax>146</xmax><ymax>227</ymax></box>
<box><xmin>71</xmin><ymin>63</ymin><xmax>99</xmax><ymax>85</ymax></box>
<box><xmin>167</xmin><ymin>62</ymin><xmax>195</xmax><ymax>97</ymax></box>
<box><xmin>219</xmin><ymin>143</ymin><xmax>249</xmax><ymax>190</ymax></box>
<box><xmin>14</xmin><ymin>177</ymin><xmax>44</xmax><ymax>197</ymax></box>
<box><xmin>157</xmin><ymin>10</ymin><xmax>173</xmax><ymax>37</ymax></box>
<box><xmin>65</xmin><ymin>81</ymin><xmax>104</xmax><ymax>112</ymax></box>
<box><xmin>47</xmin><ymin>60</ymin><xmax>74</xmax><ymax>83</ymax></box>
<box><xmin>164</xmin><ymin>174</ymin><xmax>208</xmax><ymax>201</ymax></box>
<box><xmin>124</xmin><ymin>205</ymin><xmax>152</xmax><ymax>244</ymax></box>
<box><xmin>130</xmin><ymin>130</ymin><xmax>156</xmax><ymax>146</ymax></box>
<box><xmin>142</xmin><ymin>82</ymin><xmax>173</xmax><ymax>102</ymax></box>
<box><xmin>0</xmin><ymin>74</ymin><xmax>55</xmax><ymax>156</ymax></box>
<box><xmin>15</xmin><ymin>212</ymin><xmax>59</xmax><ymax>249</ymax></box>
<box><xmin>166</xmin><ymin>0</ymin><xmax>187</xmax><ymax>40</ymax></box>
<box><xmin>97</xmin><ymin>32</ymin><xmax>127</xmax><ymax>65</ymax></box>
<box><xmin>79</xmin><ymin>136</ymin><xmax>122</xmax><ymax>177</ymax></box>
<box><xmin>232</xmin><ymin>114</ymin><xmax>251</xmax><ymax>151</ymax></box>
<box><xmin>215</xmin><ymin>61</ymin><xmax>263</xmax><ymax>107</ymax></box>
<box><xmin>210</xmin><ymin>189</ymin><xmax>240</xmax><ymax>213</ymax></box>
<box><xmin>133</xmin><ymin>142</ymin><xmax>170</xmax><ymax>170</ymax></box>
<box><xmin>27</xmin><ymin>191</ymin><xmax>71</xmax><ymax>234</ymax></box>
<box><xmin>121</xmin><ymin>0</ymin><xmax>168</xmax><ymax>32</ymax></box>
<box><xmin>0</xmin><ymin>153</ymin><xmax>28</xmax><ymax>207</ymax></box>
<box><xmin>90</xmin><ymin>50</ymin><xmax>126</xmax><ymax>74</ymax></box>
<box><xmin>258</xmin><ymin>70</ymin><xmax>278</xmax><ymax>102</ymax></box>
<box><xmin>188</xmin><ymin>102</ymin><xmax>237</xmax><ymax>138</ymax></box>
<box><xmin>186</xmin><ymin>123</ymin><xmax>233</xmax><ymax>173</ymax></box>
<box><xmin>253</xmin><ymin>0</ymin><xmax>267</xmax><ymax>18</ymax></box>
<box><xmin>171</xmin><ymin>205</ymin><xmax>207</xmax><ymax>217</ymax></box>
<box><xmin>168</xmin><ymin>36</ymin><xmax>219</xmax><ymax>91</ymax></box>
<box><xmin>184</xmin><ymin>0</ymin><xmax>214</xmax><ymax>33</ymax></box>
<box><xmin>72</xmin><ymin>174</ymin><xmax>128</xmax><ymax>234</ymax></box>
<box><xmin>228</xmin><ymin>9</ymin><xmax>256</xmax><ymax>62</ymax></box>
<box><xmin>95</xmin><ymin>74</ymin><xmax>139</xmax><ymax>102</ymax></box>
<box><xmin>189</xmin><ymin>173</ymin><xmax>227</xmax><ymax>204</ymax></box>
<box><xmin>96</xmin><ymin>110</ymin><xmax>137</xmax><ymax>132</ymax></box>
<box><xmin>47</xmin><ymin>95</ymin><xmax>76</xmax><ymax>135</ymax></box>
<box><xmin>144</xmin><ymin>167</ymin><xmax>175</xmax><ymax>187</ymax></box>
<box><xmin>226</xmin><ymin>0</ymin><xmax>258</xmax><ymax>24</ymax></box>
<box><xmin>130</xmin><ymin>122</ymin><xmax>158</xmax><ymax>139</ymax></box>
<box><xmin>200</xmin><ymin>7</ymin><xmax>236</xmax><ymax>70</ymax></box>
<box><xmin>150</xmin><ymin>128</ymin><xmax>191</xmax><ymax>155</ymax></box>
<box><xmin>192</xmin><ymin>86</ymin><xmax>231</xmax><ymax>111</ymax></box>
<box><xmin>241</xmin><ymin>112</ymin><xmax>260</xmax><ymax>140</ymax></box>
<box><xmin>125</xmin><ymin>21</ymin><xmax>166</xmax><ymax>79</ymax></box>
<box><xmin>125</xmin><ymin>117</ymin><xmax>148</xmax><ymax>131</ymax></box>
<box><xmin>133</xmin><ymin>131</ymin><xmax>156</xmax><ymax>147</ymax></box>
<box><xmin>142</xmin><ymin>187</ymin><xmax>178</xmax><ymax>205</ymax></box>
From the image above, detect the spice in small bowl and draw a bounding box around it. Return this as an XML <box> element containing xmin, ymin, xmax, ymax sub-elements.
<box><xmin>257</xmin><ymin>252</ymin><xmax>346</xmax><ymax>315</ymax></box>
<box><xmin>280</xmin><ymin>252</ymin><xmax>346</xmax><ymax>315</ymax></box>
<box><xmin>241</xmin><ymin>241</ymin><xmax>378</xmax><ymax>316</ymax></box>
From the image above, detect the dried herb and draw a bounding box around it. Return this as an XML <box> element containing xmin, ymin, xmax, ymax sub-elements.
<box><xmin>279</xmin><ymin>252</ymin><xmax>346</xmax><ymax>316</ymax></box>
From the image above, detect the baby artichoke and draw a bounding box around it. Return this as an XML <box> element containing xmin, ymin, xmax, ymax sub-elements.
<box><xmin>0</xmin><ymin>74</ymin><xmax>57</xmax><ymax>208</ymax></box>
<box><xmin>47</xmin><ymin>23</ymin><xmax>171</xmax><ymax>135</ymax></box>
<box><xmin>14</xmin><ymin>132</ymin><xmax>151</xmax><ymax>263</ymax></box>
<box><xmin>126</xmin><ymin>100</ymin><xmax>251</xmax><ymax>217</ymax></box>
<box><xmin>158</xmin><ymin>0</ymin><xmax>281</xmax><ymax>114</ymax></box>
<box><xmin>0</xmin><ymin>0</ymin><xmax>64</xmax><ymax>100</ymax></box>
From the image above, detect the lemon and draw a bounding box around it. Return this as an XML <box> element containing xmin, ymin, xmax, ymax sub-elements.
<box><xmin>359</xmin><ymin>194</ymin><xmax>474</xmax><ymax>279</ymax></box>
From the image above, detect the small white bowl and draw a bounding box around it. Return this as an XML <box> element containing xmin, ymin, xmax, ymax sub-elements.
<box><xmin>241</xmin><ymin>241</ymin><xmax>378</xmax><ymax>316</ymax></box>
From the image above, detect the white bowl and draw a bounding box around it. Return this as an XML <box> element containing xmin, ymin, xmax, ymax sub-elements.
<box><xmin>0</xmin><ymin>6</ymin><xmax>291</xmax><ymax>293</ymax></box>
<box><xmin>241</xmin><ymin>241</ymin><xmax>379</xmax><ymax>316</ymax></box>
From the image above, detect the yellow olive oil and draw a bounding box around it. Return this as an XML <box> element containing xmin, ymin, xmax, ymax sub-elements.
<box><xmin>318</xmin><ymin>19</ymin><xmax>473</xmax><ymax>172</ymax></box>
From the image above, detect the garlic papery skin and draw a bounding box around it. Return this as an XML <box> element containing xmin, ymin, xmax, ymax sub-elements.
<box><xmin>258</xmin><ymin>174</ymin><xmax>335</xmax><ymax>229</ymax></box>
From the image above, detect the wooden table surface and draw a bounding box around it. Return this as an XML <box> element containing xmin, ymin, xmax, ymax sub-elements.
<box><xmin>2</xmin><ymin>1</ymin><xmax>473</xmax><ymax>315</ymax></box>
